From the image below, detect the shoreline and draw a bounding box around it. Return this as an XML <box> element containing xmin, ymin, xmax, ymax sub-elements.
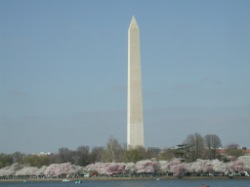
<box><xmin>0</xmin><ymin>176</ymin><xmax>249</xmax><ymax>183</ymax></box>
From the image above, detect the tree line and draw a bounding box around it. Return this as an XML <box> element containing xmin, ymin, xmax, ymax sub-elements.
<box><xmin>0</xmin><ymin>133</ymin><xmax>246</xmax><ymax>169</ymax></box>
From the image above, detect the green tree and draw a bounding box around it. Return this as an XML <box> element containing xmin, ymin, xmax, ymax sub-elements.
<box><xmin>159</xmin><ymin>144</ymin><xmax>192</xmax><ymax>161</ymax></box>
<box><xmin>159</xmin><ymin>148</ymin><xmax>176</xmax><ymax>161</ymax></box>
<box><xmin>12</xmin><ymin>152</ymin><xmax>24</xmax><ymax>164</ymax></box>
<box><xmin>89</xmin><ymin>147</ymin><xmax>104</xmax><ymax>163</ymax></box>
<box><xmin>75</xmin><ymin>146</ymin><xmax>90</xmax><ymax>166</ymax></box>
<box><xmin>225</xmin><ymin>144</ymin><xmax>244</xmax><ymax>158</ymax></box>
<box><xmin>204</xmin><ymin>134</ymin><xmax>222</xmax><ymax>159</ymax></box>
<box><xmin>123</xmin><ymin>146</ymin><xmax>146</xmax><ymax>162</ymax></box>
<box><xmin>58</xmin><ymin>147</ymin><xmax>73</xmax><ymax>163</ymax></box>
<box><xmin>23</xmin><ymin>155</ymin><xmax>50</xmax><ymax>168</ymax></box>
<box><xmin>102</xmin><ymin>136</ymin><xmax>123</xmax><ymax>162</ymax></box>
<box><xmin>0</xmin><ymin>154</ymin><xmax>13</xmax><ymax>168</ymax></box>
<box><xmin>145</xmin><ymin>148</ymin><xmax>161</xmax><ymax>159</ymax></box>
<box><xmin>183</xmin><ymin>133</ymin><xmax>205</xmax><ymax>162</ymax></box>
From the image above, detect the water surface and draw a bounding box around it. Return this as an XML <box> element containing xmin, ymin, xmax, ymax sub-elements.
<box><xmin>0</xmin><ymin>179</ymin><xmax>250</xmax><ymax>187</ymax></box>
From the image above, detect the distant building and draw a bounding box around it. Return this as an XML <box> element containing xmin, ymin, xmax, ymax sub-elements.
<box><xmin>32</xmin><ymin>152</ymin><xmax>52</xmax><ymax>156</ymax></box>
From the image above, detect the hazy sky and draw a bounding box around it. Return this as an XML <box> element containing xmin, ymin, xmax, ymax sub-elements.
<box><xmin>1</xmin><ymin>0</ymin><xmax>250</xmax><ymax>154</ymax></box>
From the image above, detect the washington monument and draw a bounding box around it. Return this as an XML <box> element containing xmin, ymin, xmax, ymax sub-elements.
<box><xmin>127</xmin><ymin>16</ymin><xmax>144</xmax><ymax>148</ymax></box>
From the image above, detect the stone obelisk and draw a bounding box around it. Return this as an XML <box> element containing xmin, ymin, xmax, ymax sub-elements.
<box><xmin>127</xmin><ymin>16</ymin><xmax>144</xmax><ymax>148</ymax></box>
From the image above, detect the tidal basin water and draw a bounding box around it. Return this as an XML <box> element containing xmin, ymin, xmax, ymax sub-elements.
<box><xmin>0</xmin><ymin>179</ymin><xmax>250</xmax><ymax>187</ymax></box>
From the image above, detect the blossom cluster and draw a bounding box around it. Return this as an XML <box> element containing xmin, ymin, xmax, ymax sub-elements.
<box><xmin>0</xmin><ymin>156</ymin><xmax>249</xmax><ymax>177</ymax></box>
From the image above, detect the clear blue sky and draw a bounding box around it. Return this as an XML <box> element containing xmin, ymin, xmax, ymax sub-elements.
<box><xmin>1</xmin><ymin>0</ymin><xmax>250</xmax><ymax>154</ymax></box>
